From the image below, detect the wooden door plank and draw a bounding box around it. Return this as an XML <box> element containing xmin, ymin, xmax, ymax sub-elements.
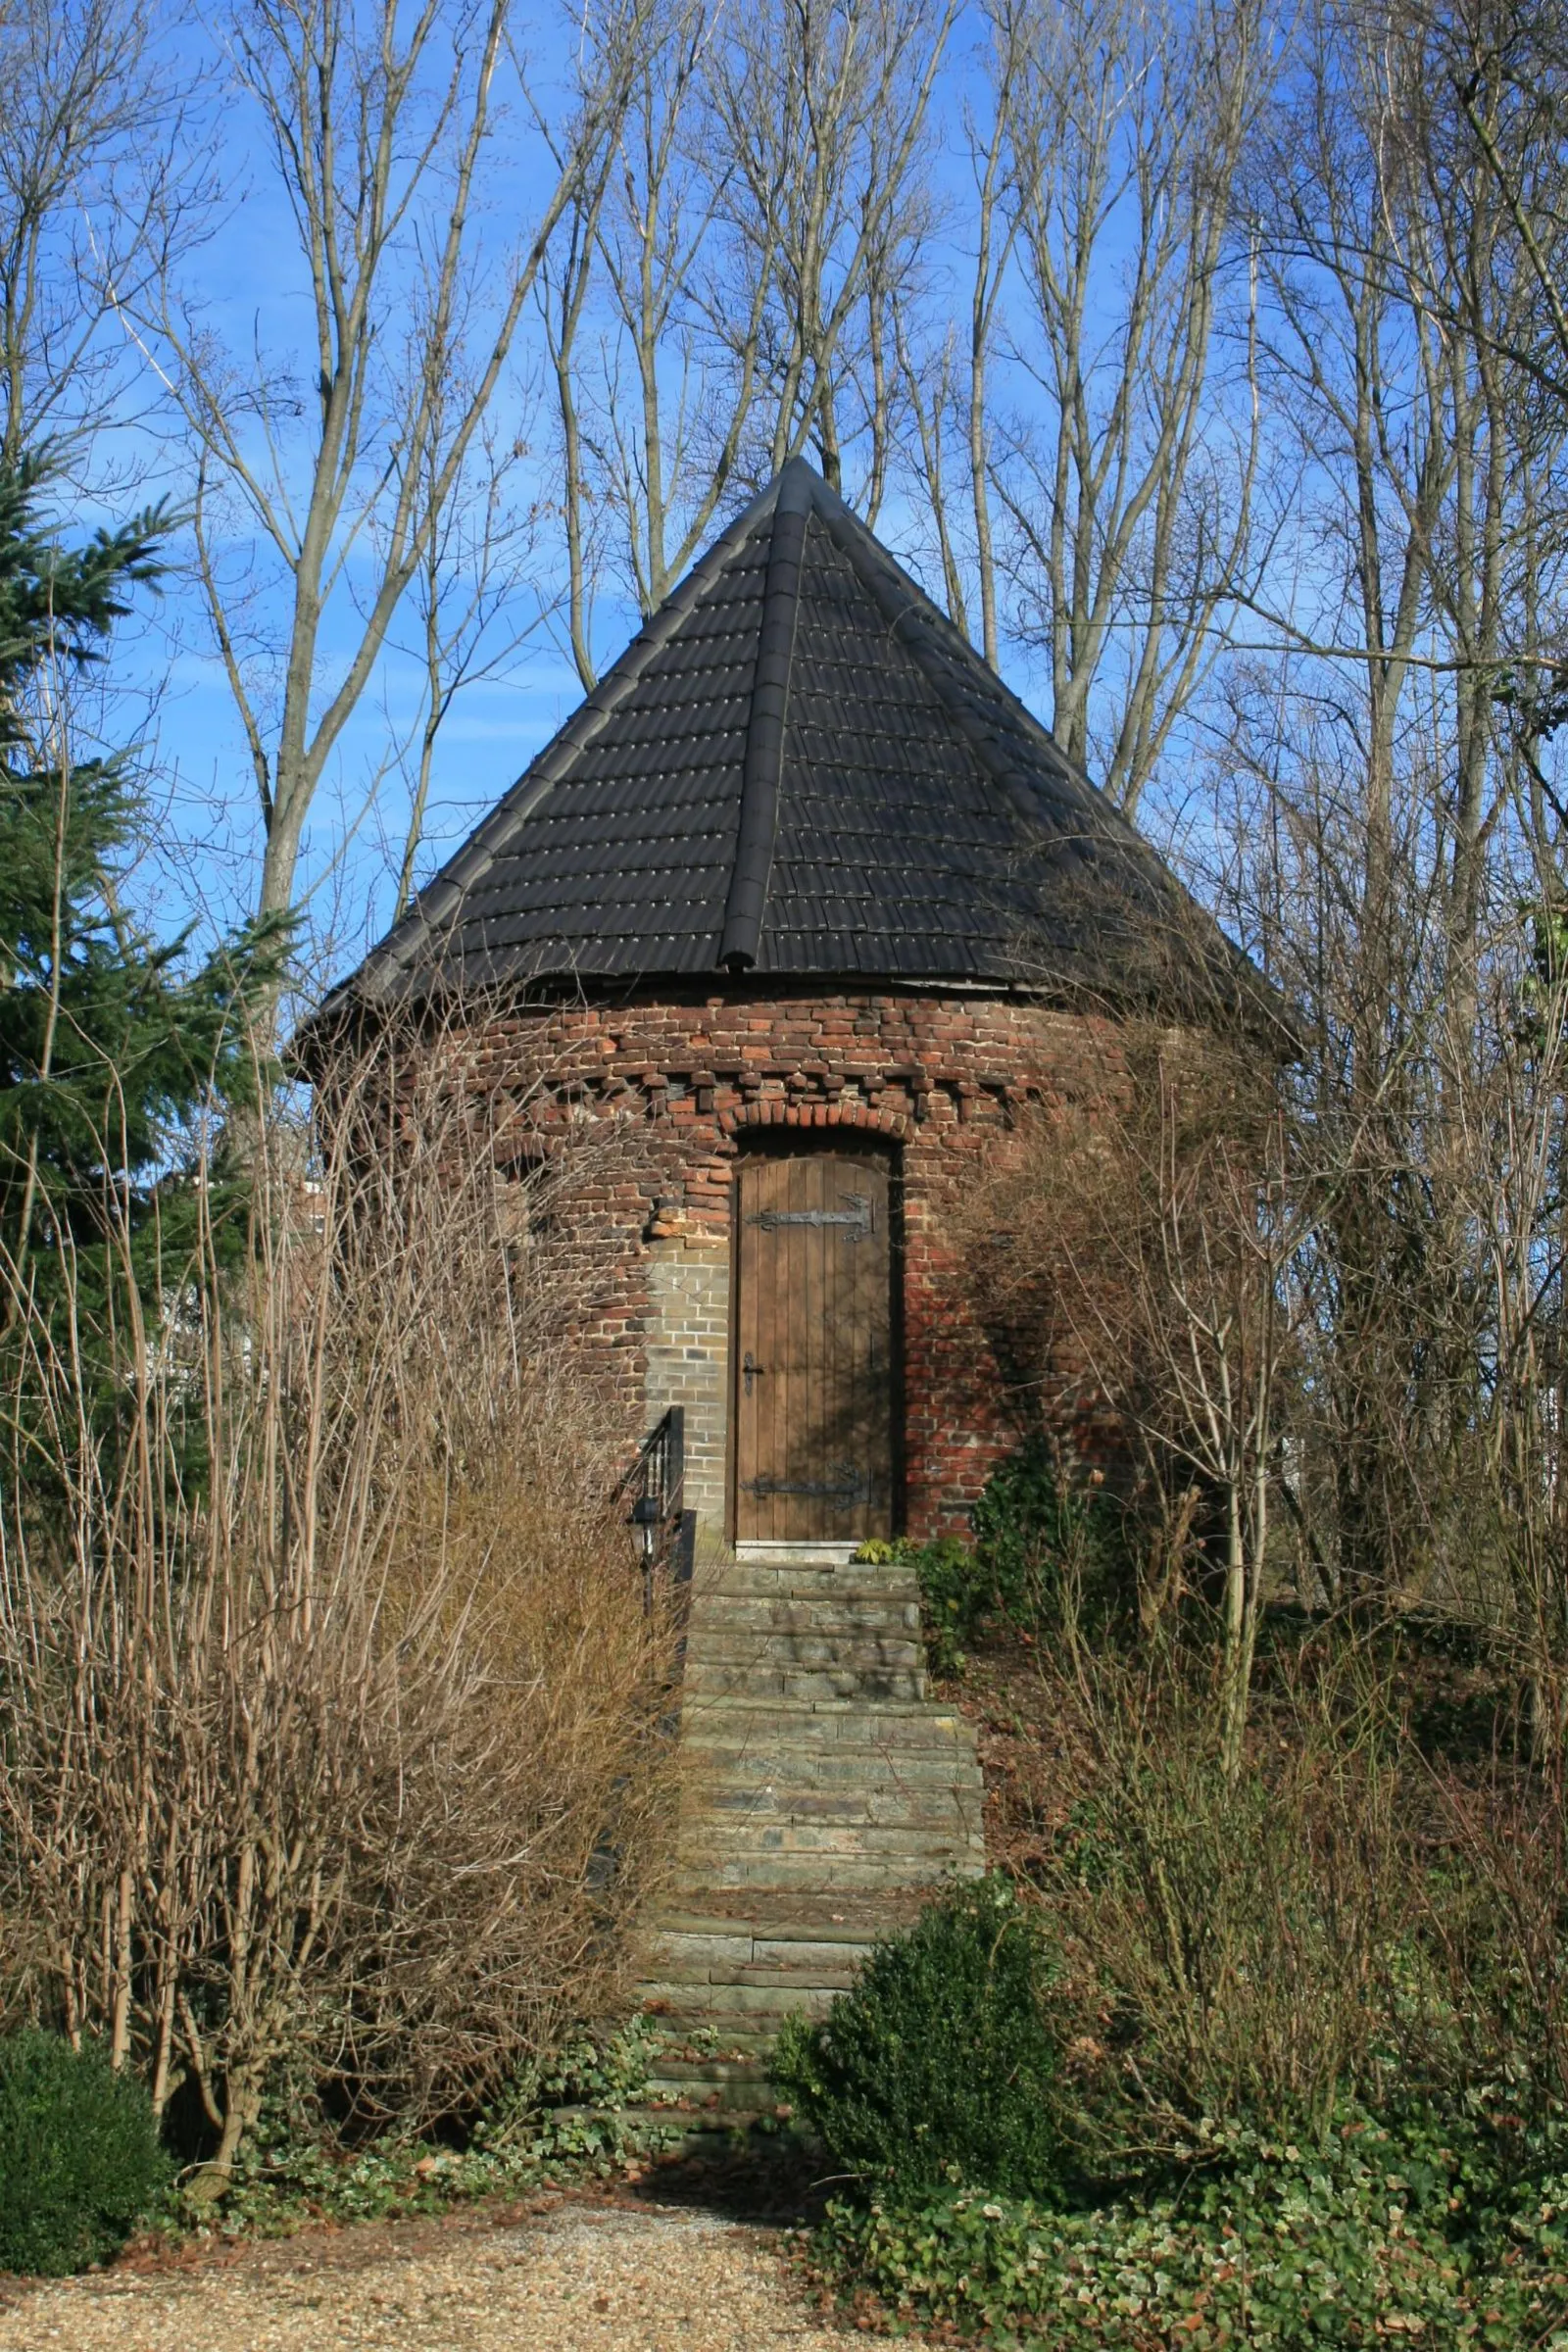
<box><xmin>800</xmin><ymin>1153</ymin><xmax>819</xmax><ymax>1546</ymax></box>
<box><xmin>804</xmin><ymin>1153</ymin><xmax>824</xmax><ymax>1544</ymax></box>
<box><xmin>735</xmin><ymin>1158</ymin><xmax>759</xmax><ymax>1541</ymax></box>
<box><xmin>775</xmin><ymin>1155</ymin><xmax>794</xmax><ymax>1542</ymax></box>
<box><xmin>822</xmin><ymin>1153</ymin><xmax>859</xmax><ymax>1542</ymax></box>
<box><xmin>763</xmin><ymin>1155</ymin><xmax>785</xmax><ymax>1543</ymax></box>
<box><xmin>844</xmin><ymin>1155</ymin><xmax>865</xmax><ymax>1528</ymax></box>
<box><xmin>866</xmin><ymin>1161</ymin><xmax>892</xmax><ymax>1535</ymax></box>
<box><xmin>731</xmin><ymin>1149</ymin><xmax>896</xmax><ymax>1545</ymax></box>
<box><xmin>846</xmin><ymin>1158</ymin><xmax>869</xmax><ymax>1532</ymax></box>
<box><xmin>821</xmin><ymin>1155</ymin><xmax>841</xmax><ymax>1547</ymax></box>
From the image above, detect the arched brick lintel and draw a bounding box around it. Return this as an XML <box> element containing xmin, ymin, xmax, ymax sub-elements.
<box><xmin>717</xmin><ymin>1099</ymin><xmax>910</xmax><ymax>1141</ymax></box>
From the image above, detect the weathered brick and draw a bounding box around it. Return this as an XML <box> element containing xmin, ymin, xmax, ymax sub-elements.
<box><xmin>401</xmin><ymin>988</ymin><xmax>1125</xmax><ymax>1539</ymax></box>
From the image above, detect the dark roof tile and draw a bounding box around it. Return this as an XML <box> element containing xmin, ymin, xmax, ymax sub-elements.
<box><xmin>324</xmin><ymin>459</ymin><xmax>1260</xmax><ymax>1021</ymax></box>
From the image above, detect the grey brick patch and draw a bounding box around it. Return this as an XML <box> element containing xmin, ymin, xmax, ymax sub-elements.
<box><xmin>645</xmin><ymin>1243</ymin><xmax>730</xmax><ymax>1534</ymax></box>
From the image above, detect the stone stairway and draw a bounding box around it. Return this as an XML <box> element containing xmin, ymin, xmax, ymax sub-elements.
<box><xmin>636</xmin><ymin>1547</ymin><xmax>985</xmax><ymax>2128</ymax></box>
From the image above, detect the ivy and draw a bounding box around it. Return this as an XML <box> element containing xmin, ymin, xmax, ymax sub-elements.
<box><xmin>807</xmin><ymin>2120</ymin><xmax>1568</xmax><ymax>2348</ymax></box>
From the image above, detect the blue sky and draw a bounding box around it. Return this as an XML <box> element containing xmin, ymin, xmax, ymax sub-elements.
<box><xmin>62</xmin><ymin>0</ymin><xmax>1324</xmax><ymax>1005</ymax></box>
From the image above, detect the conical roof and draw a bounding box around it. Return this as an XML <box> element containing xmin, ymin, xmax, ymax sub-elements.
<box><xmin>326</xmin><ymin>460</ymin><xmax>1250</xmax><ymax>1015</ymax></box>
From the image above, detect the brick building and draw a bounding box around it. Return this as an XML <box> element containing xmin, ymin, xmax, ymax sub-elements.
<box><xmin>320</xmin><ymin>459</ymin><xmax>1250</xmax><ymax>1552</ymax></box>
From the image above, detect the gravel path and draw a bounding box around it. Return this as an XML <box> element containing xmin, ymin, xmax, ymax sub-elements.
<box><xmin>0</xmin><ymin>2199</ymin><xmax>878</xmax><ymax>2352</ymax></box>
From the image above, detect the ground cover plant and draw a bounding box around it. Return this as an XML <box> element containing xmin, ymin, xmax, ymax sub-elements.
<box><xmin>0</xmin><ymin>2012</ymin><xmax>702</xmax><ymax>2270</ymax></box>
<box><xmin>810</xmin><ymin>2127</ymin><xmax>1568</xmax><ymax>2349</ymax></box>
<box><xmin>187</xmin><ymin>2016</ymin><xmax>692</xmax><ymax>2240</ymax></box>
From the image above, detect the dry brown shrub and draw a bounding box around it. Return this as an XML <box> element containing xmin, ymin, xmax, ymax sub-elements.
<box><xmin>954</xmin><ymin>1024</ymin><xmax>1294</xmax><ymax>1770</ymax></box>
<box><xmin>1005</xmin><ymin>1622</ymin><xmax>1568</xmax><ymax>2164</ymax></box>
<box><xmin>1041</xmin><ymin>1644</ymin><xmax>1410</xmax><ymax>2154</ymax></box>
<box><xmin>0</xmin><ymin>1013</ymin><xmax>677</xmax><ymax>2187</ymax></box>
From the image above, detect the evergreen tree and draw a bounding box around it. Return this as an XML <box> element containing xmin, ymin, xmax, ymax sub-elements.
<box><xmin>0</xmin><ymin>454</ymin><xmax>287</xmax><ymax>1420</ymax></box>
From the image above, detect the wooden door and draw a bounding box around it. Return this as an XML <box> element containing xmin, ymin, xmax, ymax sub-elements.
<box><xmin>733</xmin><ymin>1153</ymin><xmax>894</xmax><ymax>1544</ymax></box>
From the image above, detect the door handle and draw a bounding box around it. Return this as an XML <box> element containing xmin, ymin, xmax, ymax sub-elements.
<box><xmin>743</xmin><ymin>1351</ymin><xmax>765</xmax><ymax>1396</ymax></box>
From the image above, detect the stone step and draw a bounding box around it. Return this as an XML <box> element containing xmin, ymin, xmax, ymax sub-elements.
<box><xmin>645</xmin><ymin>1549</ymin><xmax>982</xmax><ymax>2050</ymax></box>
<box><xmin>653</xmin><ymin>1893</ymin><xmax>931</xmax><ymax>1938</ymax></box>
<box><xmin>678</xmin><ymin>1855</ymin><xmax>980</xmax><ymax>1886</ymax></box>
<box><xmin>692</xmin><ymin>1595</ymin><xmax>922</xmax><ymax>1635</ymax></box>
<box><xmin>644</xmin><ymin>2056</ymin><xmax>775</xmax><ymax>2115</ymax></box>
<box><xmin>645</xmin><ymin>1927</ymin><xmax>875</xmax><ymax>1981</ymax></box>
<box><xmin>683</xmin><ymin>1631</ymin><xmax>926</xmax><ymax>1672</ymax></box>
<box><xmin>680</xmin><ymin>1691</ymin><xmax>964</xmax><ymax>1730</ymax></box>
<box><xmin>696</xmin><ymin>1754</ymin><xmax>979</xmax><ymax>1785</ymax></box>
<box><xmin>649</xmin><ymin>2053</ymin><xmax>773</xmax><ymax>2081</ymax></box>
<box><xmin>700</xmin><ymin>1563</ymin><xmax>920</xmax><ymax>1600</ymax></box>
<box><xmin>693</xmin><ymin>1785</ymin><xmax>982</xmax><ymax>1831</ymax></box>
<box><xmin>641</xmin><ymin>1979</ymin><xmax>839</xmax><ymax>2023</ymax></box>
<box><xmin>682</xmin><ymin>1663</ymin><xmax>929</xmax><ymax>1703</ymax></box>
<box><xmin>693</xmin><ymin>1593</ymin><xmax>919</xmax><ymax>1627</ymax></box>
<box><xmin>686</xmin><ymin>1746</ymin><xmax>974</xmax><ymax>1788</ymax></box>
<box><xmin>684</xmin><ymin>1813</ymin><xmax>982</xmax><ymax>1857</ymax></box>
<box><xmin>680</xmin><ymin>1851</ymin><xmax>981</xmax><ymax>1892</ymax></box>
<box><xmin>634</xmin><ymin>1896</ymin><xmax>934</xmax><ymax>2031</ymax></box>
<box><xmin>681</xmin><ymin>1721</ymin><xmax>963</xmax><ymax>1759</ymax></box>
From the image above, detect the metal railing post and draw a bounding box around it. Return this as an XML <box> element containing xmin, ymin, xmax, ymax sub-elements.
<box><xmin>620</xmin><ymin>1404</ymin><xmax>691</xmax><ymax>1617</ymax></box>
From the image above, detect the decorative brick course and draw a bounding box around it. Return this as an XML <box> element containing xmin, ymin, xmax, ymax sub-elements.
<box><xmin>437</xmin><ymin>985</ymin><xmax>1128</xmax><ymax>1540</ymax></box>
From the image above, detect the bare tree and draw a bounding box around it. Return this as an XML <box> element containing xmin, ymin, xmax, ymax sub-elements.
<box><xmin>539</xmin><ymin>0</ymin><xmax>743</xmax><ymax>679</ymax></box>
<box><xmin>536</xmin><ymin>60</ymin><xmax>618</xmax><ymax>691</ymax></box>
<box><xmin>387</xmin><ymin>414</ymin><xmax>549</xmax><ymax>923</ymax></box>
<box><xmin>996</xmin><ymin>0</ymin><xmax>1271</xmax><ymax>814</ymax></box>
<box><xmin>583</xmin><ymin>0</ymin><xmax>734</xmax><ymax>618</ymax></box>
<box><xmin>961</xmin><ymin>1</ymin><xmax>1023</xmax><ymax>668</ymax></box>
<box><xmin>1208</xmin><ymin>0</ymin><xmax>1568</xmax><ymax>1614</ymax></box>
<box><xmin>154</xmin><ymin>0</ymin><xmax>653</xmax><ymax>943</ymax></box>
<box><xmin>703</xmin><ymin>0</ymin><xmax>955</xmax><ymax>495</ymax></box>
<box><xmin>898</xmin><ymin>319</ymin><xmax>973</xmax><ymax>634</ymax></box>
<box><xmin>0</xmin><ymin>0</ymin><xmax>201</xmax><ymax>473</ymax></box>
<box><xmin>1454</xmin><ymin>922</ymin><xmax>1568</xmax><ymax>1751</ymax></box>
<box><xmin>1244</xmin><ymin>0</ymin><xmax>1546</xmax><ymax>963</ymax></box>
<box><xmin>1445</xmin><ymin>0</ymin><xmax>1568</xmax><ymax>410</ymax></box>
<box><xmin>542</xmin><ymin>0</ymin><xmax>953</xmax><ymax>676</ymax></box>
<box><xmin>900</xmin><ymin>0</ymin><xmax>1023</xmax><ymax>662</ymax></box>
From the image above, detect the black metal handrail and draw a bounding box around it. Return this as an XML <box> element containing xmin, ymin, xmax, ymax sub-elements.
<box><xmin>620</xmin><ymin>1404</ymin><xmax>697</xmax><ymax>1612</ymax></box>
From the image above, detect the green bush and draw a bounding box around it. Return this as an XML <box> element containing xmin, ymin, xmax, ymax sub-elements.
<box><xmin>857</xmin><ymin>1448</ymin><xmax>1130</xmax><ymax>1671</ymax></box>
<box><xmin>810</xmin><ymin>2117</ymin><xmax>1568</xmax><ymax>2348</ymax></box>
<box><xmin>772</xmin><ymin>1877</ymin><xmax>1066</xmax><ymax>2201</ymax></box>
<box><xmin>0</xmin><ymin>2030</ymin><xmax>172</xmax><ymax>2275</ymax></box>
<box><xmin>972</xmin><ymin>1438</ymin><xmax>1130</xmax><ymax>1631</ymax></box>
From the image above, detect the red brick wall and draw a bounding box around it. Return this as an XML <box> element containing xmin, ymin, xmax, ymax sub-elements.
<box><xmin>438</xmin><ymin>986</ymin><xmax>1128</xmax><ymax>1541</ymax></box>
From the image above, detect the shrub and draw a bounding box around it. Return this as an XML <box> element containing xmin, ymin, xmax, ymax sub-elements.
<box><xmin>205</xmin><ymin>2015</ymin><xmax>687</xmax><ymax>2233</ymax></box>
<box><xmin>857</xmin><ymin>1448</ymin><xmax>1131</xmax><ymax>1672</ymax></box>
<box><xmin>901</xmin><ymin>1537</ymin><xmax>978</xmax><ymax>1672</ymax></box>
<box><xmin>0</xmin><ymin>2031</ymin><xmax>171</xmax><ymax>2276</ymax></box>
<box><xmin>972</xmin><ymin>1438</ymin><xmax>1130</xmax><ymax>1631</ymax></box>
<box><xmin>0</xmin><ymin>1023</ymin><xmax>679</xmax><ymax>2188</ymax></box>
<box><xmin>1022</xmin><ymin>1642</ymin><xmax>1438</xmax><ymax>2165</ymax></box>
<box><xmin>773</xmin><ymin>1877</ymin><xmax>1066</xmax><ymax>2201</ymax></box>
